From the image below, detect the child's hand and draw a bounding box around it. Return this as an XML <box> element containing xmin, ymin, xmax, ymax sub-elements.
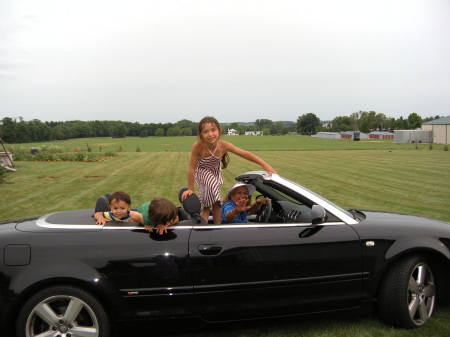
<box><xmin>153</xmin><ymin>224</ymin><xmax>170</xmax><ymax>235</ymax></box>
<box><xmin>181</xmin><ymin>189</ymin><xmax>193</xmax><ymax>200</ymax></box>
<box><xmin>263</xmin><ymin>164</ymin><xmax>277</xmax><ymax>174</ymax></box>
<box><xmin>144</xmin><ymin>224</ymin><xmax>169</xmax><ymax>234</ymax></box>
<box><xmin>95</xmin><ymin>218</ymin><xmax>109</xmax><ymax>225</ymax></box>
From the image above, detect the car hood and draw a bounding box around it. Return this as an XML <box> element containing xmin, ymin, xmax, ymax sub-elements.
<box><xmin>353</xmin><ymin>210</ymin><xmax>450</xmax><ymax>239</ymax></box>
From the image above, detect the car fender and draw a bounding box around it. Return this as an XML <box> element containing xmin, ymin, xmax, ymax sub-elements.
<box><xmin>385</xmin><ymin>236</ymin><xmax>450</xmax><ymax>260</ymax></box>
<box><xmin>9</xmin><ymin>257</ymin><xmax>104</xmax><ymax>295</ymax></box>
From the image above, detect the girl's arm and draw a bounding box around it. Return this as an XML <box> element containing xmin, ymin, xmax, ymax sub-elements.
<box><xmin>182</xmin><ymin>142</ymin><xmax>200</xmax><ymax>200</ymax></box>
<box><xmin>222</xmin><ymin>141</ymin><xmax>277</xmax><ymax>174</ymax></box>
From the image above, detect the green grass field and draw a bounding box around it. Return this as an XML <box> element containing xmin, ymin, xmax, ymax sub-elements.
<box><xmin>2</xmin><ymin>135</ymin><xmax>450</xmax><ymax>336</ymax></box>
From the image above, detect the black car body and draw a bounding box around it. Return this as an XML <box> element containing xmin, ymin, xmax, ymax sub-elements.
<box><xmin>1</xmin><ymin>172</ymin><xmax>450</xmax><ymax>336</ymax></box>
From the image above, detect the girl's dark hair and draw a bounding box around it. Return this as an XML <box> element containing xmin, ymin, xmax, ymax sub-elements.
<box><xmin>197</xmin><ymin>116</ymin><xmax>230</xmax><ymax>169</ymax></box>
<box><xmin>148</xmin><ymin>197</ymin><xmax>178</xmax><ymax>225</ymax></box>
<box><xmin>108</xmin><ymin>191</ymin><xmax>131</xmax><ymax>205</ymax></box>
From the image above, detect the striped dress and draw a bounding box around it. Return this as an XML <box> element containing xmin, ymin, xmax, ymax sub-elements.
<box><xmin>195</xmin><ymin>145</ymin><xmax>223</xmax><ymax>207</ymax></box>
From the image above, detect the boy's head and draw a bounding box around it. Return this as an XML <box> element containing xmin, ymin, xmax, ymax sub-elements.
<box><xmin>108</xmin><ymin>191</ymin><xmax>131</xmax><ymax>219</ymax></box>
<box><xmin>148</xmin><ymin>197</ymin><xmax>179</xmax><ymax>226</ymax></box>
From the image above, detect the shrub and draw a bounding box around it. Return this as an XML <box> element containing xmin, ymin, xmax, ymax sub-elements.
<box><xmin>10</xmin><ymin>146</ymin><xmax>117</xmax><ymax>162</ymax></box>
<box><xmin>0</xmin><ymin>166</ymin><xmax>9</xmax><ymax>184</ymax></box>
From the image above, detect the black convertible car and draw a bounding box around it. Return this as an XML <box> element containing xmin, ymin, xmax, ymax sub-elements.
<box><xmin>1</xmin><ymin>172</ymin><xmax>450</xmax><ymax>336</ymax></box>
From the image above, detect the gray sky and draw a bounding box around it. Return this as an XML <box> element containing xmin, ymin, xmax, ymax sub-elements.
<box><xmin>1</xmin><ymin>0</ymin><xmax>449</xmax><ymax>124</ymax></box>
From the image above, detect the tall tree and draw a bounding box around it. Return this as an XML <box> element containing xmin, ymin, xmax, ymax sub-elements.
<box><xmin>407</xmin><ymin>113</ymin><xmax>422</xmax><ymax>129</ymax></box>
<box><xmin>296</xmin><ymin>113</ymin><xmax>321</xmax><ymax>135</ymax></box>
<box><xmin>111</xmin><ymin>123</ymin><xmax>128</xmax><ymax>138</ymax></box>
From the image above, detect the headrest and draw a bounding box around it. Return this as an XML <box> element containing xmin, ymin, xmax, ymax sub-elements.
<box><xmin>182</xmin><ymin>193</ymin><xmax>201</xmax><ymax>216</ymax></box>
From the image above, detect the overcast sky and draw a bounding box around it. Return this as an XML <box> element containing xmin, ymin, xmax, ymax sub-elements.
<box><xmin>1</xmin><ymin>0</ymin><xmax>449</xmax><ymax>124</ymax></box>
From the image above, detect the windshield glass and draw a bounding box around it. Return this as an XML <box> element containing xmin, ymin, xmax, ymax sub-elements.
<box><xmin>281</xmin><ymin>177</ymin><xmax>354</xmax><ymax>218</ymax></box>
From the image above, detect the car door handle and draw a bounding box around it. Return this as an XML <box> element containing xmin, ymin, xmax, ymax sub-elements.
<box><xmin>197</xmin><ymin>244</ymin><xmax>222</xmax><ymax>255</ymax></box>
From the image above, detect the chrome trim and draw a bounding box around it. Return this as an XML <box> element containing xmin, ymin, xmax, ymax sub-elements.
<box><xmin>194</xmin><ymin>222</ymin><xmax>345</xmax><ymax>230</ymax></box>
<box><xmin>36</xmin><ymin>213</ymin><xmax>192</xmax><ymax>230</ymax></box>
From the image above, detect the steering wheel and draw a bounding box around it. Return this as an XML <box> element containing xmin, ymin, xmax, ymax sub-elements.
<box><xmin>256</xmin><ymin>199</ymin><xmax>272</xmax><ymax>223</ymax></box>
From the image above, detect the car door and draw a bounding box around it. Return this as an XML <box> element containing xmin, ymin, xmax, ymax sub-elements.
<box><xmin>189</xmin><ymin>221</ymin><xmax>362</xmax><ymax>321</ymax></box>
<box><xmin>93</xmin><ymin>223</ymin><xmax>196</xmax><ymax>319</ymax></box>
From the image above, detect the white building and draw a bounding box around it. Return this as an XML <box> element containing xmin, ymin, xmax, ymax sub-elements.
<box><xmin>227</xmin><ymin>129</ymin><xmax>238</xmax><ymax>136</ymax></box>
<box><xmin>244</xmin><ymin>131</ymin><xmax>263</xmax><ymax>136</ymax></box>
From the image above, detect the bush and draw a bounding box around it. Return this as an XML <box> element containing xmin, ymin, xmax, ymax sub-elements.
<box><xmin>10</xmin><ymin>146</ymin><xmax>117</xmax><ymax>162</ymax></box>
<box><xmin>0</xmin><ymin>166</ymin><xmax>9</xmax><ymax>184</ymax></box>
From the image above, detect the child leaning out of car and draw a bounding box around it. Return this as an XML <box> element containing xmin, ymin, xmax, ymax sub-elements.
<box><xmin>94</xmin><ymin>191</ymin><xmax>179</xmax><ymax>235</ymax></box>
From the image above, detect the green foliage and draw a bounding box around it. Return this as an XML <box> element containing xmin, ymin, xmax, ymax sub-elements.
<box><xmin>0</xmin><ymin>166</ymin><xmax>10</xmax><ymax>184</ymax></box>
<box><xmin>111</xmin><ymin>123</ymin><xmax>127</xmax><ymax>138</ymax></box>
<box><xmin>167</xmin><ymin>127</ymin><xmax>182</xmax><ymax>136</ymax></box>
<box><xmin>330</xmin><ymin>116</ymin><xmax>352</xmax><ymax>132</ymax></box>
<box><xmin>1</xmin><ymin>114</ymin><xmax>445</xmax><ymax>144</ymax></box>
<box><xmin>136</xmin><ymin>145</ymin><xmax>141</xmax><ymax>152</ymax></box>
<box><xmin>408</xmin><ymin>112</ymin><xmax>422</xmax><ymax>129</ymax></box>
<box><xmin>10</xmin><ymin>145</ymin><xmax>117</xmax><ymax>162</ymax></box>
<box><xmin>296</xmin><ymin>113</ymin><xmax>321</xmax><ymax>135</ymax></box>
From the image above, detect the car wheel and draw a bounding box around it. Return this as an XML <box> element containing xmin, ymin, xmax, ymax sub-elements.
<box><xmin>378</xmin><ymin>255</ymin><xmax>436</xmax><ymax>329</ymax></box>
<box><xmin>16</xmin><ymin>285</ymin><xmax>110</xmax><ymax>337</ymax></box>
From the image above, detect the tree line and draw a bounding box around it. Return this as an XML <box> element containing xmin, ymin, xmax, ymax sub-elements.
<box><xmin>0</xmin><ymin>117</ymin><xmax>297</xmax><ymax>143</ymax></box>
<box><xmin>0</xmin><ymin>112</ymin><xmax>444</xmax><ymax>143</ymax></box>
<box><xmin>296</xmin><ymin>111</ymin><xmax>445</xmax><ymax>135</ymax></box>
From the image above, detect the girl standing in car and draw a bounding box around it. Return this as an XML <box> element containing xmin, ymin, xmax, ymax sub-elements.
<box><xmin>181</xmin><ymin>116</ymin><xmax>276</xmax><ymax>224</ymax></box>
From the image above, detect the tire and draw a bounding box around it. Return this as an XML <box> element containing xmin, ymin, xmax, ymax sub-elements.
<box><xmin>378</xmin><ymin>255</ymin><xmax>436</xmax><ymax>329</ymax></box>
<box><xmin>16</xmin><ymin>285</ymin><xmax>110</xmax><ymax>337</ymax></box>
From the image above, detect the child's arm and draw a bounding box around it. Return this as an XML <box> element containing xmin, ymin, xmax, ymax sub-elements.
<box><xmin>152</xmin><ymin>215</ymin><xmax>179</xmax><ymax>234</ymax></box>
<box><xmin>94</xmin><ymin>212</ymin><xmax>109</xmax><ymax>225</ymax></box>
<box><xmin>223</xmin><ymin>141</ymin><xmax>277</xmax><ymax>174</ymax></box>
<box><xmin>182</xmin><ymin>142</ymin><xmax>200</xmax><ymax>200</ymax></box>
<box><xmin>130</xmin><ymin>211</ymin><xmax>155</xmax><ymax>232</ymax></box>
<box><xmin>129</xmin><ymin>211</ymin><xmax>144</xmax><ymax>224</ymax></box>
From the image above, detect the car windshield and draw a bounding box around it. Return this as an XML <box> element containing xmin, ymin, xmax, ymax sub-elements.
<box><xmin>280</xmin><ymin>176</ymin><xmax>354</xmax><ymax>218</ymax></box>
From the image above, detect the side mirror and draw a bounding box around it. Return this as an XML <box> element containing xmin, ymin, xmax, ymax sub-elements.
<box><xmin>311</xmin><ymin>205</ymin><xmax>326</xmax><ymax>224</ymax></box>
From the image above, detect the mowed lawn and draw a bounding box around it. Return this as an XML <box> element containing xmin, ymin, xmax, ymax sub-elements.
<box><xmin>1</xmin><ymin>136</ymin><xmax>450</xmax><ymax>337</ymax></box>
<box><xmin>2</xmin><ymin>136</ymin><xmax>449</xmax><ymax>222</ymax></box>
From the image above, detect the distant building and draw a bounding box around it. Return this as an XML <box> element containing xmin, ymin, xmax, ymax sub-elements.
<box><xmin>227</xmin><ymin>128</ymin><xmax>239</xmax><ymax>136</ymax></box>
<box><xmin>368</xmin><ymin>131</ymin><xmax>394</xmax><ymax>140</ymax></box>
<box><xmin>421</xmin><ymin>116</ymin><xmax>450</xmax><ymax>144</ymax></box>
<box><xmin>244</xmin><ymin>131</ymin><xmax>263</xmax><ymax>136</ymax></box>
<box><xmin>394</xmin><ymin>130</ymin><xmax>432</xmax><ymax>144</ymax></box>
<box><xmin>317</xmin><ymin>131</ymin><xmax>368</xmax><ymax>140</ymax></box>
